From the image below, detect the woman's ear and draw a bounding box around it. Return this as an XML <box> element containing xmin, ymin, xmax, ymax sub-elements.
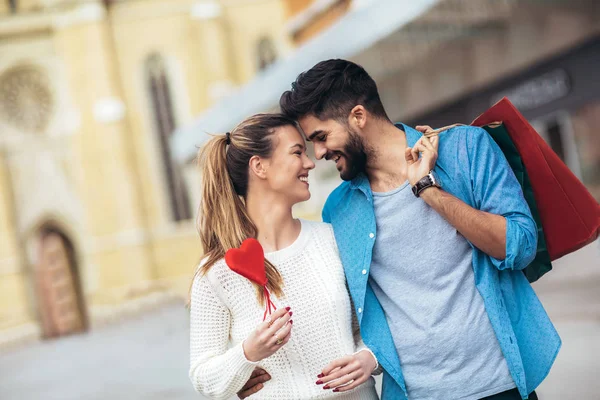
<box><xmin>249</xmin><ymin>155</ymin><xmax>269</xmax><ymax>180</ymax></box>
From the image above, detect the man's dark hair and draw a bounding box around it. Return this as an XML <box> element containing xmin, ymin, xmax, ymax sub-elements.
<box><xmin>280</xmin><ymin>59</ymin><xmax>389</xmax><ymax>123</ymax></box>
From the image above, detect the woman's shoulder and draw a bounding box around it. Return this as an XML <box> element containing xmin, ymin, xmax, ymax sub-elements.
<box><xmin>191</xmin><ymin>256</ymin><xmax>251</xmax><ymax>305</ymax></box>
<box><xmin>192</xmin><ymin>257</ymin><xmax>232</xmax><ymax>287</ymax></box>
<box><xmin>300</xmin><ymin>219</ymin><xmax>338</xmax><ymax>249</ymax></box>
<box><xmin>300</xmin><ymin>218</ymin><xmax>333</xmax><ymax>233</ymax></box>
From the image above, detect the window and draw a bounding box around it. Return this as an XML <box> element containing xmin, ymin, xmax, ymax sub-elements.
<box><xmin>0</xmin><ymin>64</ymin><xmax>53</xmax><ymax>133</ymax></box>
<box><xmin>145</xmin><ymin>54</ymin><xmax>192</xmax><ymax>222</ymax></box>
<box><xmin>257</xmin><ymin>37</ymin><xmax>277</xmax><ymax>71</ymax></box>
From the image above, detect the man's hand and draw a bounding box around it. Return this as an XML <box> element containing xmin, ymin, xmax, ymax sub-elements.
<box><xmin>405</xmin><ymin>133</ymin><xmax>439</xmax><ymax>186</ymax></box>
<box><xmin>238</xmin><ymin>368</ymin><xmax>271</xmax><ymax>399</ymax></box>
<box><xmin>415</xmin><ymin>125</ymin><xmax>435</xmax><ymax>135</ymax></box>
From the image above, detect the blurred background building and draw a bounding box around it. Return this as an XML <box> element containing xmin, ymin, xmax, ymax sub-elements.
<box><xmin>0</xmin><ymin>0</ymin><xmax>598</xmax><ymax>399</ymax></box>
<box><xmin>0</xmin><ymin>0</ymin><xmax>292</xmax><ymax>347</ymax></box>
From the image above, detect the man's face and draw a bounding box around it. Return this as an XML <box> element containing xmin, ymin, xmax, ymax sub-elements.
<box><xmin>298</xmin><ymin>114</ymin><xmax>368</xmax><ymax>181</ymax></box>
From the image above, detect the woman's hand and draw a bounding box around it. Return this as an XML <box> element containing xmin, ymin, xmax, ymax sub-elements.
<box><xmin>316</xmin><ymin>350</ymin><xmax>377</xmax><ymax>392</ymax></box>
<box><xmin>242</xmin><ymin>306</ymin><xmax>293</xmax><ymax>362</ymax></box>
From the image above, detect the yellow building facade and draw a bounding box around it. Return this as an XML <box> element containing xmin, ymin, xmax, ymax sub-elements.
<box><xmin>0</xmin><ymin>0</ymin><xmax>291</xmax><ymax>347</ymax></box>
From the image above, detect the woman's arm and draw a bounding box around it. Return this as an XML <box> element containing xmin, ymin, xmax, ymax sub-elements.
<box><xmin>189</xmin><ymin>275</ymin><xmax>258</xmax><ymax>400</ymax></box>
<box><xmin>315</xmin><ymin>305</ymin><xmax>378</xmax><ymax>393</ymax></box>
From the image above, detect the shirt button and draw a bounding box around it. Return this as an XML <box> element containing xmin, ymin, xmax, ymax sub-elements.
<box><xmin>358</xmin><ymin>308</ymin><xmax>362</xmax><ymax>313</ymax></box>
<box><xmin>362</xmin><ymin>269</ymin><xmax>367</xmax><ymax>275</ymax></box>
<box><xmin>369</xmin><ymin>233</ymin><xmax>375</xmax><ymax>238</ymax></box>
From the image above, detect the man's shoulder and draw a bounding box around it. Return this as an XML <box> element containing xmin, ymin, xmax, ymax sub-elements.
<box><xmin>438</xmin><ymin>125</ymin><xmax>487</xmax><ymax>145</ymax></box>
<box><xmin>323</xmin><ymin>181</ymin><xmax>353</xmax><ymax>213</ymax></box>
<box><xmin>435</xmin><ymin>125</ymin><xmax>494</xmax><ymax>167</ymax></box>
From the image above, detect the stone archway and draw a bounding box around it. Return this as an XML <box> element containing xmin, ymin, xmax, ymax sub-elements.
<box><xmin>33</xmin><ymin>225</ymin><xmax>88</xmax><ymax>339</ymax></box>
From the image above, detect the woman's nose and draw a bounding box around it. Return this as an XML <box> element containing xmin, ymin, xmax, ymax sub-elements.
<box><xmin>305</xmin><ymin>157</ymin><xmax>315</xmax><ymax>170</ymax></box>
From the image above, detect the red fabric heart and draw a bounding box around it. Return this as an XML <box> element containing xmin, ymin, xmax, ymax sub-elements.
<box><xmin>225</xmin><ymin>238</ymin><xmax>267</xmax><ymax>286</ymax></box>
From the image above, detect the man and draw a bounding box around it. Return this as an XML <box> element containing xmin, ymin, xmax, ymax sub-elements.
<box><xmin>273</xmin><ymin>59</ymin><xmax>558</xmax><ymax>400</ymax></box>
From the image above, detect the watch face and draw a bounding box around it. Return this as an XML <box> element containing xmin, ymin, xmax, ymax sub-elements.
<box><xmin>430</xmin><ymin>171</ymin><xmax>441</xmax><ymax>187</ymax></box>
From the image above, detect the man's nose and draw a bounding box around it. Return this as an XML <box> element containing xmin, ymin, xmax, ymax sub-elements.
<box><xmin>314</xmin><ymin>143</ymin><xmax>327</xmax><ymax>160</ymax></box>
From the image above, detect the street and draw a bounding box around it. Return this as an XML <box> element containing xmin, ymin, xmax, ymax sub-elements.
<box><xmin>1</xmin><ymin>244</ymin><xmax>598</xmax><ymax>400</ymax></box>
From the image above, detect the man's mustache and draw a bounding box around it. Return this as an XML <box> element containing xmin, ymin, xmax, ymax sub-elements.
<box><xmin>325</xmin><ymin>151</ymin><xmax>342</xmax><ymax>161</ymax></box>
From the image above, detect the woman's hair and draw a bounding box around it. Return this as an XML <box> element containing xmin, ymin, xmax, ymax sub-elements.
<box><xmin>193</xmin><ymin>113</ymin><xmax>297</xmax><ymax>304</ymax></box>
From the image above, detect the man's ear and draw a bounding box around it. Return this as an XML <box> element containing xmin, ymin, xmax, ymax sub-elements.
<box><xmin>348</xmin><ymin>105</ymin><xmax>367</xmax><ymax>129</ymax></box>
<box><xmin>249</xmin><ymin>155</ymin><xmax>268</xmax><ymax>180</ymax></box>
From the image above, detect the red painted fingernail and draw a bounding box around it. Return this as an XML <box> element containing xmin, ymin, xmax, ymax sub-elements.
<box><xmin>333</xmin><ymin>388</ymin><xmax>339</xmax><ymax>392</ymax></box>
<box><xmin>317</xmin><ymin>373</ymin><xmax>324</xmax><ymax>378</ymax></box>
<box><xmin>285</xmin><ymin>306</ymin><xmax>291</xmax><ymax>311</ymax></box>
<box><xmin>323</xmin><ymin>385</ymin><xmax>330</xmax><ymax>390</ymax></box>
<box><xmin>289</xmin><ymin>320</ymin><xmax>293</xmax><ymax>324</ymax></box>
<box><xmin>289</xmin><ymin>311</ymin><xmax>293</xmax><ymax>316</ymax></box>
<box><xmin>316</xmin><ymin>380</ymin><xmax>323</xmax><ymax>385</ymax></box>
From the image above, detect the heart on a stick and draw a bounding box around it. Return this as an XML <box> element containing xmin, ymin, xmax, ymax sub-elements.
<box><xmin>225</xmin><ymin>238</ymin><xmax>267</xmax><ymax>286</ymax></box>
<box><xmin>225</xmin><ymin>238</ymin><xmax>277</xmax><ymax>320</ymax></box>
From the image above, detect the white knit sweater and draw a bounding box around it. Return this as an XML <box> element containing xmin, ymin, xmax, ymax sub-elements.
<box><xmin>189</xmin><ymin>219</ymin><xmax>379</xmax><ymax>400</ymax></box>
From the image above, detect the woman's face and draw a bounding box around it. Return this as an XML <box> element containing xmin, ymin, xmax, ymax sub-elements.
<box><xmin>262</xmin><ymin>125</ymin><xmax>315</xmax><ymax>205</ymax></box>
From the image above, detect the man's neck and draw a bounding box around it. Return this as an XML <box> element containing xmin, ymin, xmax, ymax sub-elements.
<box><xmin>245</xmin><ymin>191</ymin><xmax>300</xmax><ymax>253</ymax></box>
<box><xmin>365</xmin><ymin>121</ymin><xmax>409</xmax><ymax>192</ymax></box>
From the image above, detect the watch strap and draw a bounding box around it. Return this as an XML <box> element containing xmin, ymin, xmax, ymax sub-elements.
<box><xmin>412</xmin><ymin>173</ymin><xmax>435</xmax><ymax>197</ymax></box>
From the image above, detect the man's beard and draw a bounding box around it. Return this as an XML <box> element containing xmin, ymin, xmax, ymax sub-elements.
<box><xmin>340</xmin><ymin>129</ymin><xmax>369</xmax><ymax>181</ymax></box>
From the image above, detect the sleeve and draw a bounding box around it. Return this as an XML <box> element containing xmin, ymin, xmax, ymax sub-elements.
<box><xmin>467</xmin><ymin>127</ymin><xmax>538</xmax><ymax>271</ymax></box>
<box><xmin>189</xmin><ymin>273</ymin><xmax>258</xmax><ymax>400</ymax></box>
<box><xmin>350</xmin><ymin>303</ymin><xmax>382</xmax><ymax>375</ymax></box>
<box><xmin>323</xmin><ymin>222</ymin><xmax>381</xmax><ymax>375</ymax></box>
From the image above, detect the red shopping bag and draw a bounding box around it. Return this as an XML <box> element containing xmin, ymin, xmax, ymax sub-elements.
<box><xmin>472</xmin><ymin>98</ymin><xmax>600</xmax><ymax>261</ymax></box>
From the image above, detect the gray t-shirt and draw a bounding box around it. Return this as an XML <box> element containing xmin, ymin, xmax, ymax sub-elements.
<box><xmin>369</xmin><ymin>181</ymin><xmax>515</xmax><ymax>400</ymax></box>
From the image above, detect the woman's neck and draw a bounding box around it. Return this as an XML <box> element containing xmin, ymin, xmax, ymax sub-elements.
<box><xmin>245</xmin><ymin>191</ymin><xmax>300</xmax><ymax>253</ymax></box>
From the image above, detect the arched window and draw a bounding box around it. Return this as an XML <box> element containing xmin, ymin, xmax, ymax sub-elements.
<box><xmin>257</xmin><ymin>37</ymin><xmax>277</xmax><ymax>71</ymax></box>
<box><xmin>145</xmin><ymin>53</ymin><xmax>191</xmax><ymax>222</ymax></box>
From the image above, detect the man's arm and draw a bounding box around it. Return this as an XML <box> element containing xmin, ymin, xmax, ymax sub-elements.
<box><xmin>409</xmin><ymin>127</ymin><xmax>537</xmax><ymax>269</ymax></box>
<box><xmin>419</xmin><ymin>188</ymin><xmax>506</xmax><ymax>259</ymax></box>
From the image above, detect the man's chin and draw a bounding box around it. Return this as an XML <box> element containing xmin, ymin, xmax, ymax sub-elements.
<box><xmin>340</xmin><ymin>168</ymin><xmax>360</xmax><ymax>181</ymax></box>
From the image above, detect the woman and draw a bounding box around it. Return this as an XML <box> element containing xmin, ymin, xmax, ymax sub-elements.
<box><xmin>189</xmin><ymin>114</ymin><xmax>379</xmax><ymax>399</ymax></box>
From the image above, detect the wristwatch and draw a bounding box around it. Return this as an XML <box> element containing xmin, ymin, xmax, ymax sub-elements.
<box><xmin>412</xmin><ymin>170</ymin><xmax>442</xmax><ymax>197</ymax></box>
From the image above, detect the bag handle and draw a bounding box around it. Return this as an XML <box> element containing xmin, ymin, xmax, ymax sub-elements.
<box><xmin>421</xmin><ymin>121</ymin><xmax>503</xmax><ymax>138</ymax></box>
<box><xmin>422</xmin><ymin>123</ymin><xmax>464</xmax><ymax>138</ymax></box>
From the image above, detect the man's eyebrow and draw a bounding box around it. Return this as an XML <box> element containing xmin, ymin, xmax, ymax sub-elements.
<box><xmin>306</xmin><ymin>130</ymin><xmax>325</xmax><ymax>142</ymax></box>
<box><xmin>290</xmin><ymin>143</ymin><xmax>305</xmax><ymax>150</ymax></box>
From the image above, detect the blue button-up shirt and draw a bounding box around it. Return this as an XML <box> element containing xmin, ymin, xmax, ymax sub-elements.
<box><xmin>322</xmin><ymin>124</ymin><xmax>561</xmax><ymax>400</ymax></box>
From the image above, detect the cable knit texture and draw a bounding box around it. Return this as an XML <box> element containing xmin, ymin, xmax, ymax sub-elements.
<box><xmin>189</xmin><ymin>219</ymin><xmax>378</xmax><ymax>400</ymax></box>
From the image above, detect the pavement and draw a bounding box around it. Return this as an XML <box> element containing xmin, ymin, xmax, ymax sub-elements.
<box><xmin>0</xmin><ymin>302</ymin><xmax>199</xmax><ymax>400</ymax></box>
<box><xmin>0</xmin><ymin>243</ymin><xmax>598</xmax><ymax>400</ymax></box>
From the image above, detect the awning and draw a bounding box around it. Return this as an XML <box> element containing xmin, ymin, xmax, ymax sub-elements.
<box><xmin>171</xmin><ymin>0</ymin><xmax>440</xmax><ymax>163</ymax></box>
